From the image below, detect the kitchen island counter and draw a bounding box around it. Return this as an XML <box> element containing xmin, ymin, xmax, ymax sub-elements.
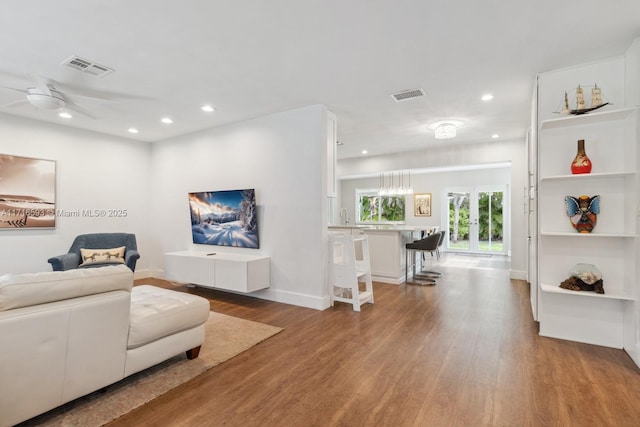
<box><xmin>328</xmin><ymin>225</ymin><xmax>439</xmax><ymax>284</ymax></box>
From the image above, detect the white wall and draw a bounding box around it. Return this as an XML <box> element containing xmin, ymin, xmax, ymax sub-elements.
<box><xmin>626</xmin><ymin>38</ymin><xmax>640</xmax><ymax>108</ymax></box>
<box><xmin>149</xmin><ymin>105</ymin><xmax>329</xmax><ymax>309</ymax></box>
<box><xmin>336</xmin><ymin>139</ymin><xmax>527</xmax><ymax>279</ymax></box>
<box><xmin>0</xmin><ymin>113</ymin><xmax>152</xmax><ymax>275</ymax></box>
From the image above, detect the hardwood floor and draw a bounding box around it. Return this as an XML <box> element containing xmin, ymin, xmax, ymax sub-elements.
<box><xmin>111</xmin><ymin>255</ymin><xmax>640</xmax><ymax>426</ymax></box>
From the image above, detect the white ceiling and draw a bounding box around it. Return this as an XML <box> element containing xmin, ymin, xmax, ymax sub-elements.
<box><xmin>0</xmin><ymin>1</ymin><xmax>639</xmax><ymax>159</ymax></box>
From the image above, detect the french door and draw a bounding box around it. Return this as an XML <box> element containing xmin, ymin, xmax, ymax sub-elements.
<box><xmin>446</xmin><ymin>185</ymin><xmax>506</xmax><ymax>255</ymax></box>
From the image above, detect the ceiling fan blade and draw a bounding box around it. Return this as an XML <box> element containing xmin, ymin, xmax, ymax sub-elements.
<box><xmin>3</xmin><ymin>99</ymin><xmax>29</xmax><ymax>108</ymax></box>
<box><xmin>0</xmin><ymin>69</ymin><xmax>32</xmax><ymax>85</ymax></box>
<box><xmin>54</xmin><ymin>80</ymin><xmax>152</xmax><ymax>102</ymax></box>
<box><xmin>63</xmin><ymin>91</ymin><xmax>118</xmax><ymax>105</ymax></box>
<box><xmin>0</xmin><ymin>86</ymin><xmax>27</xmax><ymax>95</ymax></box>
<box><xmin>27</xmin><ymin>73</ymin><xmax>52</xmax><ymax>96</ymax></box>
<box><xmin>64</xmin><ymin>101</ymin><xmax>97</xmax><ymax>119</ymax></box>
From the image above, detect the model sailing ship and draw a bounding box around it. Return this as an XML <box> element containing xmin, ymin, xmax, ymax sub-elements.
<box><xmin>560</xmin><ymin>84</ymin><xmax>609</xmax><ymax>115</ymax></box>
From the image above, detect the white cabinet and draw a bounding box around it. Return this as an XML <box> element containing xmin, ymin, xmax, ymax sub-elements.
<box><xmin>326</xmin><ymin>111</ymin><xmax>337</xmax><ymax>198</ymax></box>
<box><xmin>536</xmin><ymin>107</ymin><xmax>639</xmax><ymax>348</ymax></box>
<box><xmin>364</xmin><ymin>230</ymin><xmax>404</xmax><ymax>282</ymax></box>
<box><xmin>164</xmin><ymin>251</ymin><xmax>270</xmax><ymax>293</ymax></box>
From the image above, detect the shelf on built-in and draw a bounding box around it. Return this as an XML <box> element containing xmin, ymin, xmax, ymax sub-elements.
<box><xmin>540</xmin><ymin>171</ymin><xmax>637</xmax><ymax>182</ymax></box>
<box><xmin>540</xmin><ymin>107</ymin><xmax>638</xmax><ymax>130</ymax></box>
<box><xmin>540</xmin><ymin>283</ymin><xmax>634</xmax><ymax>301</ymax></box>
<box><xmin>540</xmin><ymin>231</ymin><xmax>637</xmax><ymax>238</ymax></box>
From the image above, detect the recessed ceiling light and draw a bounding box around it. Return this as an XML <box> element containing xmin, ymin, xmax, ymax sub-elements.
<box><xmin>362</xmin><ymin>150</ymin><xmax>368</xmax><ymax>155</ymax></box>
<box><xmin>481</xmin><ymin>94</ymin><xmax>494</xmax><ymax>101</ymax></box>
<box><xmin>58</xmin><ymin>112</ymin><xmax>72</xmax><ymax>119</ymax></box>
<box><xmin>201</xmin><ymin>105</ymin><xmax>215</xmax><ymax>113</ymax></box>
<box><xmin>491</xmin><ymin>134</ymin><xmax>500</xmax><ymax>139</ymax></box>
<box><xmin>161</xmin><ymin>117</ymin><xmax>173</xmax><ymax>124</ymax></box>
<box><xmin>128</xmin><ymin>128</ymin><xmax>139</xmax><ymax>134</ymax></box>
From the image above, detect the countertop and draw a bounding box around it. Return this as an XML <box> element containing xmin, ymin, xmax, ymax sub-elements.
<box><xmin>328</xmin><ymin>224</ymin><xmax>438</xmax><ymax>232</ymax></box>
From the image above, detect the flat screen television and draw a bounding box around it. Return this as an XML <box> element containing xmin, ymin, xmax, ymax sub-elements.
<box><xmin>188</xmin><ymin>189</ymin><xmax>259</xmax><ymax>249</ymax></box>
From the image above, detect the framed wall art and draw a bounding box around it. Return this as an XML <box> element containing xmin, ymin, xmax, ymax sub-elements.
<box><xmin>0</xmin><ymin>154</ymin><xmax>56</xmax><ymax>229</ymax></box>
<box><xmin>414</xmin><ymin>193</ymin><xmax>431</xmax><ymax>217</ymax></box>
<box><xmin>188</xmin><ymin>188</ymin><xmax>259</xmax><ymax>248</ymax></box>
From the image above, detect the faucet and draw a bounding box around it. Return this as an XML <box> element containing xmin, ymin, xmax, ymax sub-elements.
<box><xmin>339</xmin><ymin>208</ymin><xmax>350</xmax><ymax>225</ymax></box>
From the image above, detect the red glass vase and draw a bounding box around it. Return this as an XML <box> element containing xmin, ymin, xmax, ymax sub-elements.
<box><xmin>571</xmin><ymin>139</ymin><xmax>592</xmax><ymax>174</ymax></box>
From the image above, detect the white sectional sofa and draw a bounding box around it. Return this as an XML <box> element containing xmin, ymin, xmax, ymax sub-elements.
<box><xmin>0</xmin><ymin>265</ymin><xmax>210</xmax><ymax>427</ymax></box>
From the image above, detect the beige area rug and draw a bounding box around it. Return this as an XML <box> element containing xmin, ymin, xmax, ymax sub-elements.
<box><xmin>20</xmin><ymin>312</ymin><xmax>283</xmax><ymax>427</ymax></box>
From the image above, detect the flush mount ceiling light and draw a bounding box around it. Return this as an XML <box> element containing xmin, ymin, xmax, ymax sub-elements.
<box><xmin>161</xmin><ymin>117</ymin><xmax>173</xmax><ymax>124</ymax></box>
<box><xmin>128</xmin><ymin>128</ymin><xmax>139</xmax><ymax>134</ymax></box>
<box><xmin>201</xmin><ymin>105</ymin><xmax>215</xmax><ymax>113</ymax></box>
<box><xmin>481</xmin><ymin>93</ymin><xmax>494</xmax><ymax>101</ymax></box>
<box><xmin>58</xmin><ymin>111</ymin><xmax>72</xmax><ymax>119</ymax></box>
<box><xmin>429</xmin><ymin>120</ymin><xmax>464</xmax><ymax>140</ymax></box>
<box><xmin>435</xmin><ymin>123</ymin><xmax>457</xmax><ymax>139</ymax></box>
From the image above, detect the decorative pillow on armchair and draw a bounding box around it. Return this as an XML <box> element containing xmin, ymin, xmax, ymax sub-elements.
<box><xmin>80</xmin><ymin>246</ymin><xmax>126</xmax><ymax>267</ymax></box>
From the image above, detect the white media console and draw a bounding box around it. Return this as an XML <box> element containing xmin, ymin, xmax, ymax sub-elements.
<box><xmin>164</xmin><ymin>250</ymin><xmax>270</xmax><ymax>293</ymax></box>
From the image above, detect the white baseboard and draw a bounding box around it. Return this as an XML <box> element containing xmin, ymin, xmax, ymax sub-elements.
<box><xmin>371</xmin><ymin>275</ymin><xmax>404</xmax><ymax>285</ymax></box>
<box><xmin>509</xmin><ymin>269</ymin><xmax>527</xmax><ymax>281</ymax></box>
<box><xmin>133</xmin><ymin>268</ymin><xmax>155</xmax><ymax>280</ymax></box>
<box><xmin>152</xmin><ymin>270</ymin><xmax>329</xmax><ymax>310</ymax></box>
<box><xmin>539</xmin><ymin>330</ymin><xmax>622</xmax><ymax>350</ymax></box>
<box><xmin>252</xmin><ymin>288</ymin><xmax>329</xmax><ymax>310</ymax></box>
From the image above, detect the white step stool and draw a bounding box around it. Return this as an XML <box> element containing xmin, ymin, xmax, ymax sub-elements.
<box><xmin>328</xmin><ymin>234</ymin><xmax>374</xmax><ymax>311</ymax></box>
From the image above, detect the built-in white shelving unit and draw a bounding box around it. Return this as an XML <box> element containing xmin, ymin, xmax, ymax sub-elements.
<box><xmin>536</xmin><ymin>106</ymin><xmax>639</xmax><ymax>348</ymax></box>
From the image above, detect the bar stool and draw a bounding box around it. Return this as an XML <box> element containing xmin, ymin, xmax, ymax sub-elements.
<box><xmin>405</xmin><ymin>231</ymin><xmax>442</xmax><ymax>286</ymax></box>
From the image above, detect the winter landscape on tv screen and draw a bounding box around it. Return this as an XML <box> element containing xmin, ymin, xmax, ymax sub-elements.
<box><xmin>188</xmin><ymin>189</ymin><xmax>259</xmax><ymax>249</ymax></box>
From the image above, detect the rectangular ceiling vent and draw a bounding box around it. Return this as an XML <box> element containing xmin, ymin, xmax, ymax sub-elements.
<box><xmin>61</xmin><ymin>55</ymin><xmax>114</xmax><ymax>78</ymax></box>
<box><xmin>391</xmin><ymin>88</ymin><xmax>425</xmax><ymax>102</ymax></box>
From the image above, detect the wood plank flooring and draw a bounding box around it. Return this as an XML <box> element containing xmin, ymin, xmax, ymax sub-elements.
<box><xmin>110</xmin><ymin>256</ymin><xmax>640</xmax><ymax>426</ymax></box>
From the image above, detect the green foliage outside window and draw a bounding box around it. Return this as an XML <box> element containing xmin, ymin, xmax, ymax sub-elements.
<box><xmin>448</xmin><ymin>191</ymin><xmax>503</xmax><ymax>242</ymax></box>
<box><xmin>478</xmin><ymin>192</ymin><xmax>503</xmax><ymax>239</ymax></box>
<box><xmin>357</xmin><ymin>192</ymin><xmax>405</xmax><ymax>223</ymax></box>
<box><xmin>449</xmin><ymin>195</ymin><xmax>469</xmax><ymax>241</ymax></box>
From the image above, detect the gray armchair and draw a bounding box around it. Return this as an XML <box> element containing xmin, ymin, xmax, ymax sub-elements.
<box><xmin>48</xmin><ymin>233</ymin><xmax>140</xmax><ymax>271</ymax></box>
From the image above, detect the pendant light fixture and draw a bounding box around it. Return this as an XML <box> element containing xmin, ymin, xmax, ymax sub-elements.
<box><xmin>377</xmin><ymin>170</ymin><xmax>413</xmax><ymax>196</ymax></box>
<box><xmin>405</xmin><ymin>170</ymin><xmax>414</xmax><ymax>194</ymax></box>
<box><xmin>377</xmin><ymin>172</ymin><xmax>388</xmax><ymax>196</ymax></box>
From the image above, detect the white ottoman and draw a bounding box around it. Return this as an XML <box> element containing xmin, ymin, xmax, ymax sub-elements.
<box><xmin>125</xmin><ymin>285</ymin><xmax>210</xmax><ymax>376</ymax></box>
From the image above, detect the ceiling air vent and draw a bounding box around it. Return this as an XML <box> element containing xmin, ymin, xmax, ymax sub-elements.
<box><xmin>391</xmin><ymin>88</ymin><xmax>425</xmax><ymax>102</ymax></box>
<box><xmin>61</xmin><ymin>55</ymin><xmax>114</xmax><ymax>78</ymax></box>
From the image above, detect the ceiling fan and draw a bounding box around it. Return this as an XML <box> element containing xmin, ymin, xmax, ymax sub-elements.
<box><xmin>0</xmin><ymin>73</ymin><xmax>98</xmax><ymax>119</ymax></box>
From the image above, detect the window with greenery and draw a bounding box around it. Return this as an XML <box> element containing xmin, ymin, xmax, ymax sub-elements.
<box><xmin>356</xmin><ymin>190</ymin><xmax>405</xmax><ymax>223</ymax></box>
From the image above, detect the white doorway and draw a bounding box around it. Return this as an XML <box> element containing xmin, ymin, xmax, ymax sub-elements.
<box><xmin>445</xmin><ymin>185</ymin><xmax>508</xmax><ymax>255</ymax></box>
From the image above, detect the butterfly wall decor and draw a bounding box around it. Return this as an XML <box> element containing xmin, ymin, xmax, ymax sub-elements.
<box><xmin>565</xmin><ymin>195</ymin><xmax>600</xmax><ymax>233</ymax></box>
